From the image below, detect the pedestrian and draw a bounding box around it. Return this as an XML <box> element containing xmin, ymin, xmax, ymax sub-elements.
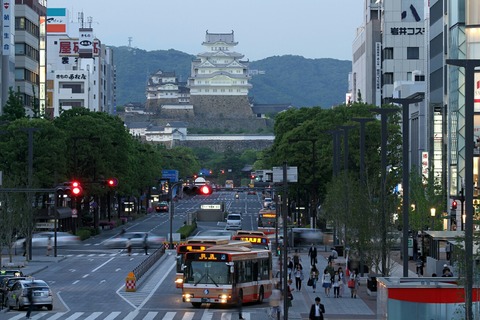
<box><xmin>287</xmin><ymin>279</ymin><xmax>294</xmax><ymax>308</ymax></box>
<box><xmin>442</xmin><ymin>264</ymin><xmax>453</xmax><ymax>277</ymax></box>
<box><xmin>143</xmin><ymin>233</ymin><xmax>149</xmax><ymax>255</ymax></box>
<box><xmin>126</xmin><ymin>238</ymin><xmax>132</xmax><ymax>256</ymax></box>
<box><xmin>294</xmin><ymin>265</ymin><xmax>304</xmax><ymax>291</ymax></box>
<box><xmin>348</xmin><ymin>270</ymin><xmax>360</xmax><ymax>298</ymax></box>
<box><xmin>287</xmin><ymin>256</ymin><xmax>294</xmax><ymax>280</ymax></box>
<box><xmin>329</xmin><ymin>247</ymin><xmax>338</xmax><ymax>264</ymax></box>
<box><xmin>310</xmin><ymin>264</ymin><xmax>319</xmax><ymax>293</ymax></box>
<box><xmin>269</xmin><ymin>283</ymin><xmax>282</xmax><ymax>318</ymax></box>
<box><xmin>322</xmin><ymin>268</ymin><xmax>332</xmax><ymax>297</ymax></box>
<box><xmin>308</xmin><ymin>296</ymin><xmax>325</xmax><ymax>320</ymax></box>
<box><xmin>337</xmin><ymin>267</ymin><xmax>346</xmax><ymax>297</ymax></box>
<box><xmin>332</xmin><ymin>270</ymin><xmax>340</xmax><ymax>298</ymax></box>
<box><xmin>46</xmin><ymin>236</ymin><xmax>52</xmax><ymax>256</ymax></box>
<box><xmin>22</xmin><ymin>239</ymin><xmax>27</xmax><ymax>257</ymax></box>
<box><xmin>293</xmin><ymin>251</ymin><xmax>301</xmax><ymax>270</ymax></box>
<box><xmin>308</xmin><ymin>243</ymin><xmax>318</xmax><ymax>266</ymax></box>
<box><xmin>120</xmin><ymin>227</ymin><xmax>126</xmax><ymax>235</ymax></box>
<box><xmin>237</xmin><ymin>292</ymin><xmax>244</xmax><ymax>320</ymax></box>
<box><xmin>25</xmin><ymin>287</ymin><xmax>34</xmax><ymax>319</ymax></box>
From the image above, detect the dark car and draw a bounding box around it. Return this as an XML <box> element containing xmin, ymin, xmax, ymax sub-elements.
<box><xmin>1</xmin><ymin>276</ymin><xmax>26</xmax><ymax>306</ymax></box>
<box><xmin>155</xmin><ymin>201</ymin><xmax>169</xmax><ymax>212</ymax></box>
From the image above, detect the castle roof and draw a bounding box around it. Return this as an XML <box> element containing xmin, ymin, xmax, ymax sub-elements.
<box><xmin>251</xmin><ymin>103</ymin><xmax>294</xmax><ymax>114</ymax></box>
<box><xmin>166</xmin><ymin>121</ymin><xmax>188</xmax><ymax>128</ymax></box>
<box><xmin>202</xmin><ymin>30</ymin><xmax>238</xmax><ymax>45</ymax></box>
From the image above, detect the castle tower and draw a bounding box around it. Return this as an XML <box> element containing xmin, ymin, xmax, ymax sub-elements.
<box><xmin>188</xmin><ymin>31</ymin><xmax>255</xmax><ymax>119</ymax></box>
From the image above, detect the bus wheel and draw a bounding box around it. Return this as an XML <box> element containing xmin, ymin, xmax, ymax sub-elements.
<box><xmin>191</xmin><ymin>302</ymin><xmax>202</xmax><ymax>308</ymax></box>
<box><xmin>257</xmin><ymin>286</ymin><xmax>264</xmax><ymax>303</ymax></box>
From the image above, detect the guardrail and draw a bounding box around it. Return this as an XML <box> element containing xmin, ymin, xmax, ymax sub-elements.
<box><xmin>132</xmin><ymin>246</ymin><xmax>165</xmax><ymax>283</ymax></box>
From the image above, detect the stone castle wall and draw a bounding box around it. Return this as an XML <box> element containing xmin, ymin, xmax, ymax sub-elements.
<box><xmin>174</xmin><ymin>138</ymin><xmax>273</xmax><ymax>152</ymax></box>
<box><xmin>190</xmin><ymin>95</ymin><xmax>256</xmax><ymax>119</ymax></box>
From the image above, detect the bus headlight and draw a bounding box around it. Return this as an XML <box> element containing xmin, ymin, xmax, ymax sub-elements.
<box><xmin>183</xmin><ymin>293</ymin><xmax>194</xmax><ymax>301</ymax></box>
<box><xmin>175</xmin><ymin>278</ymin><xmax>183</xmax><ymax>284</ymax></box>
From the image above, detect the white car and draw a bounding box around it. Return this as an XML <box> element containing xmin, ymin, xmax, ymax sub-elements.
<box><xmin>263</xmin><ymin>197</ymin><xmax>273</xmax><ymax>208</ymax></box>
<box><xmin>225</xmin><ymin>213</ymin><xmax>243</xmax><ymax>230</ymax></box>
<box><xmin>103</xmin><ymin>232</ymin><xmax>165</xmax><ymax>248</ymax></box>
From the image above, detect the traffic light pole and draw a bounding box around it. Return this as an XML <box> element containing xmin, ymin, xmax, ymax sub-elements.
<box><xmin>169</xmin><ymin>181</ymin><xmax>183</xmax><ymax>249</ymax></box>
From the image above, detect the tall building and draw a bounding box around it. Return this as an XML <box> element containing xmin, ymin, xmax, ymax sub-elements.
<box><xmin>45</xmin><ymin>8</ymin><xmax>116</xmax><ymax>118</ymax></box>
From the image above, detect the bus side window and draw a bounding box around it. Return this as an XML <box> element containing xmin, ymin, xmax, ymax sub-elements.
<box><xmin>253</xmin><ymin>262</ymin><xmax>259</xmax><ymax>281</ymax></box>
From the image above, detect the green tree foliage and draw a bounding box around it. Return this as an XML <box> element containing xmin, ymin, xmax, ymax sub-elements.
<box><xmin>1</xmin><ymin>87</ymin><xmax>26</xmax><ymax>121</ymax></box>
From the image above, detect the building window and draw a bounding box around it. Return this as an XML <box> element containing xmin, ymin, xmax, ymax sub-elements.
<box><xmin>383</xmin><ymin>47</ymin><xmax>394</xmax><ymax>60</ymax></box>
<box><xmin>383</xmin><ymin>72</ymin><xmax>394</xmax><ymax>85</ymax></box>
<box><xmin>407</xmin><ymin>47</ymin><xmax>419</xmax><ymax>59</ymax></box>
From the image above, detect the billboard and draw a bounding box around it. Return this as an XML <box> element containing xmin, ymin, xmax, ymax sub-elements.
<box><xmin>78</xmin><ymin>27</ymin><xmax>94</xmax><ymax>58</ymax></box>
<box><xmin>46</xmin><ymin>8</ymin><xmax>67</xmax><ymax>34</ymax></box>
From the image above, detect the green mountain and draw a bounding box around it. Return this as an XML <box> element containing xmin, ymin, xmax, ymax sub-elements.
<box><xmin>111</xmin><ymin>46</ymin><xmax>351</xmax><ymax>108</ymax></box>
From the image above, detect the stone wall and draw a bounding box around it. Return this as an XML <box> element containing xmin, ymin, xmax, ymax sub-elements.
<box><xmin>174</xmin><ymin>138</ymin><xmax>273</xmax><ymax>152</ymax></box>
<box><xmin>190</xmin><ymin>95</ymin><xmax>255</xmax><ymax>119</ymax></box>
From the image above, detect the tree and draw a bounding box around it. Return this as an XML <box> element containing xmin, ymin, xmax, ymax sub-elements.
<box><xmin>1</xmin><ymin>87</ymin><xmax>26</xmax><ymax>121</ymax></box>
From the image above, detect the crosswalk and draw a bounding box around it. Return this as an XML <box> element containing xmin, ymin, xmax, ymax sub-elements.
<box><xmin>1</xmin><ymin>310</ymin><xmax>258</xmax><ymax>320</ymax></box>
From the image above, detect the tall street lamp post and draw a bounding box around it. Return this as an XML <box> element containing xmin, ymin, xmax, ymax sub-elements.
<box><xmin>430</xmin><ymin>207</ymin><xmax>436</xmax><ymax>230</ymax></box>
<box><xmin>168</xmin><ymin>180</ymin><xmax>183</xmax><ymax>249</ymax></box>
<box><xmin>389</xmin><ymin>97</ymin><xmax>423</xmax><ymax>277</ymax></box>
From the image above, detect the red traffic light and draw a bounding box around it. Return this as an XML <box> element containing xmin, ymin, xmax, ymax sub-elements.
<box><xmin>107</xmin><ymin>178</ymin><xmax>118</xmax><ymax>187</ymax></box>
<box><xmin>71</xmin><ymin>181</ymin><xmax>82</xmax><ymax>196</ymax></box>
<box><xmin>451</xmin><ymin>200</ymin><xmax>458</xmax><ymax>210</ymax></box>
<box><xmin>198</xmin><ymin>185</ymin><xmax>213</xmax><ymax>195</ymax></box>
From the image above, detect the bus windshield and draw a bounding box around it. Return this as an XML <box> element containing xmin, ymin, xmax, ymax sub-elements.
<box><xmin>185</xmin><ymin>261</ymin><xmax>231</xmax><ymax>285</ymax></box>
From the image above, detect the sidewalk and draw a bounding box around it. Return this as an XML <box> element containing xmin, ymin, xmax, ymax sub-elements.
<box><xmin>281</xmin><ymin>247</ymin><xmax>421</xmax><ymax>319</ymax></box>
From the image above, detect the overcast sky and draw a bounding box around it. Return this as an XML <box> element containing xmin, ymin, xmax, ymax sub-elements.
<box><xmin>47</xmin><ymin>0</ymin><xmax>364</xmax><ymax>61</ymax></box>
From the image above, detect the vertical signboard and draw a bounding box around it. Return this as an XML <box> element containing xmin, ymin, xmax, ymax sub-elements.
<box><xmin>78</xmin><ymin>28</ymin><xmax>94</xmax><ymax>58</ymax></box>
<box><xmin>375</xmin><ymin>42</ymin><xmax>382</xmax><ymax>107</ymax></box>
<box><xmin>421</xmin><ymin>151</ymin><xmax>429</xmax><ymax>183</ymax></box>
<box><xmin>2</xmin><ymin>0</ymin><xmax>12</xmax><ymax>56</ymax></box>
<box><xmin>474</xmin><ymin>72</ymin><xmax>480</xmax><ymax>113</ymax></box>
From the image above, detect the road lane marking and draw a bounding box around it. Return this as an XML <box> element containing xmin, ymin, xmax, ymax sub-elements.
<box><xmin>64</xmin><ymin>312</ymin><xmax>84</xmax><ymax>319</ymax></box>
<box><xmin>45</xmin><ymin>312</ymin><xmax>68</xmax><ymax>320</ymax></box>
<box><xmin>91</xmin><ymin>257</ymin><xmax>115</xmax><ymax>272</ymax></box>
<box><xmin>72</xmin><ymin>280</ymin><xmax>79</xmax><ymax>284</ymax></box>
<box><xmin>142</xmin><ymin>312</ymin><xmax>158</xmax><ymax>320</ymax></box>
<box><xmin>182</xmin><ymin>312</ymin><xmax>195</xmax><ymax>320</ymax></box>
<box><xmin>83</xmin><ymin>312</ymin><xmax>103</xmax><ymax>320</ymax></box>
<box><xmin>122</xmin><ymin>310</ymin><xmax>139</xmax><ymax>320</ymax></box>
<box><xmin>162</xmin><ymin>312</ymin><xmax>176</xmax><ymax>320</ymax></box>
<box><xmin>82</xmin><ymin>274</ymin><xmax>89</xmax><ymax>278</ymax></box>
<box><xmin>103</xmin><ymin>311</ymin><xmax>121</xmax><ymax>320</ymax></box>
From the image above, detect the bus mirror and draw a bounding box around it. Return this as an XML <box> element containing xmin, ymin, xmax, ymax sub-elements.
<box><xmin>230</xmin><ymin>266</ymin><xmax>234</xmax><ymax>273</ymax></box>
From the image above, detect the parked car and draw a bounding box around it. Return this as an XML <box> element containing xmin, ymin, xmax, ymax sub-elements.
<box><xmin>103</xmin><ymin>232</ymin><xmax>165</xmax><ymax>248</ymax></box>
<box><xmin>5</xmin><ymin>279</ymin><xmax>53</xmax><ymax>311</ymax></box>
<box><xmin>14</xmin><ymin>232</ymin><xmax>80</xmax><ymax>248</ymax></box>
<box><xmin>225</xmin><ymin>213</ymin><xmax>243</xmax><ymax>230</ymax></box>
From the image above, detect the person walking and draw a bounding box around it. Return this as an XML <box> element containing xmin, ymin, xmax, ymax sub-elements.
<box><xmin>269</xmin><ymin>283</ymin><xmax>282</xmax><ymax>319</ymax></box>
<box><xmin>287</xmin><ymin>279</ymin><xmax>294</xmax><ymax>308</ymax></box>
<box><xmin>293</xmin><ymin>251</ymin><xmax>301</xmax><ymax>270</ymax></box>
<box><xmin>308</xmin><ymin>243</ymin><xmax>318</xmax><ymax>266</ymax></box>
<box><xmin>46</xmin><ymin>236</ymin><xmax>52</xmax><ymax>256</ymax></box>
<box><xmin>126</xmin><ymin>238</ymin><xmax>132</xmax><ymax>256</ymax></box>
<box><xmin>332</xmin><ymin>270</ymin><xmax>340</xmax><ymax>298</ymax></box>
<box><xmin>310</xmin><ymin>264</ymin><xmax>319</xmax><ymax>293</ymax></box>
<box><xmin>143</xmin><ymin>233</ymin><xmax>149</xmax><ymax>255</ymax></box>
<box><xmin>25</xmin><ymin>287</ymin><xmax>34</xmax><ymax>319</ymax></box>
<box><xmin>308</xmin><ymin>296</ymin><xmax>325</xmax><ymax>320</ymax></box>
<box><xmin>337</xmin><ymin>267</ymin><xmax>346</xmax><ymax>297</ymax></box>
<box><xmin>348</xmin><ymin>270</ymin><xmax>360</xmax><ymax>298</ymax></box>
<box><xmin>287</xmin><ymin>257</ymin><xmax>294</xmax><ymax>280</ymax></box>
<box><xmin>294</xmin><ymin>265</ymin><xmax>304</xmax><ymax>291</ymax></box>
<box><xmin>322</xmin><ymin>269</ymin><xmax>332</xmax><ymax>297</ymax></box>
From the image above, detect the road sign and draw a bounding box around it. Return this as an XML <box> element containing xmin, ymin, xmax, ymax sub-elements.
<box><xmin>162</xmin><ymin>169</ymin><xmax>179</xmax><ymax>182</ymax></box>
<box><xmin>72</xmin><ymin>208</ymin><xmax>78</xmax><ymax>218</ymax></box>
<box><xmin>272</xmin><ymin>166</ymin><xmax>298</xmax><ymax>183</ymax></box>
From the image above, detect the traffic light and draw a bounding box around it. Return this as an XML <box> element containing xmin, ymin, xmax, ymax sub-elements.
<box><xmin>71</xmin><ymin>181</ymin><xmax>82</xmax><ymax>196</ymax></box>
<box><xmin>198</xmin><ymin>185</ymin><xmax>213</xmax><ymax>195</ymax></box>
<box><xmin>451</xmin><ymin>200</ymin><xmax>458</xmax><ymax>210</ymax></box>
<box><xmin>56</xmin><ymin>181</ymin><xmax>83</xmax><ymax>197</ymax></box>
<box><xmin>106</xmin><ymin>178</ymin><xmax>118</xmax><ymax>187</ymax></box>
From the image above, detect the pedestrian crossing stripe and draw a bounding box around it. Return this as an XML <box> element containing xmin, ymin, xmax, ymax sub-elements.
<box><xmin>2</xmin><ymin>310</ymin><xmax>253</xmax><ymax>320</ymax></box>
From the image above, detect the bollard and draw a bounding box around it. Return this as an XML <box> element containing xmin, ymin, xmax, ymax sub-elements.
<box><xmin>125</xmin><ymin>271</ymin><xmax>136</xmax><ymax>292</ymax></box>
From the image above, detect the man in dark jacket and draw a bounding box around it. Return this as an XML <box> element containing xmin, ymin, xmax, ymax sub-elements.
<box><xmin>309</xmin><ymin>296</ymin><xmax>325</xmax><ymax>320</ymax></box>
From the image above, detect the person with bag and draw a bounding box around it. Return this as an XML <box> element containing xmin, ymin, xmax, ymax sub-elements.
<box><xmin>337</xmin><ymin>266</ymin><xmax>346</xmax><ymax>297</ymax></box>
<box><xmin>294</xmin><ymin>265</ymin><xmax>304</xmax><ymax>291</ymax></box>
<box><xmin>287</xmin><ymin>279</ymin><xmax>294</xmax><ymax>307</ymax></box>
<box><xmin>309</xmin><ymin>264</ymin><xmax>319</xmax><ymax>293</ymax></box>
<box><xmin>287</xmin><ymin>256</ymin><xmax>294</xmax><ymax>280</ymax></box>
<box><xmin>308</xmin><ymin>296</ymin><xmax>325</xmax><ymax>320</ymax></box>
<box><xmin>332</xmin><ymin>270</ymin><xmax>341</xmax><ymax>298</ymax></box>
<box><xmin>348</xmin><ymin>270</ymin><xmax>360</xmax><ymax>298</ymax></box>
<box><xmin>308</xmin><ymin>243</ymin><xmax>318</xmax><ymax>266</ymax></box>
<box><xmin>322</xmin><ymin>268</ymin><xmax>332</xmax><ymax>297</ymax></box>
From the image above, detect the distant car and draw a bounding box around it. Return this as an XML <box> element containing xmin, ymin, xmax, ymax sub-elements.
<box><xmin>103</xmin><ymin>232</ymin><xmax>165</xmax><ymax>248</ymax></box>
<box><xmin>263</xmin><ymin>197</ymin><xmax>273</xmax><ymax>208</ymax></box>
<box><xmin>0</xmin><ymin>270</ymin><xmax>24</xmax><ymax>289</ymax></box>
<box><xmin>14</xmin><ymin>232</ymin><xmax>80</xmax><ymax>248</ymax></box>
<box><xmin>6</xmin><ymin>279</ymin><xmax>53</xmax><ymax>311</ymax></box>
<box><xmin>155</xmin><ymin>201</ymin><xmax>169</xmax><ymax>212</ymax></box>
<box><xmin>225</xmin><ymin>213</ymin><xmax>243</xmax><ymax>230</ymax></box>
<box><xmin>247</xmin><ymin>190</ymin><xmax>257</xmax><ymax>195</ymax></box>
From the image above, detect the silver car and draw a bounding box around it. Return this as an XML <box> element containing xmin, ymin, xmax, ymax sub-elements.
<box><xmin>14</xmin><ymin>232</ymin><xmax>81</xmax><ymax>248</ymax></box>
<box><xmin>103</xmin><ymin>232</ymin><xmax>165</xmax><ymax>248</ymax></box>
<box><xmin>6</xmin><ymin>279</ymin><xmax>53</xmax><ymax>310</ymax></box>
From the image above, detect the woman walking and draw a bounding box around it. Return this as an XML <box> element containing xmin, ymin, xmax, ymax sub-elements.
<box><xmin>332</xmin><ymin>271</ymin><xmax>340</xmax><ymax>298</ymax></box>
<box><xmin>337</xmin><ymin>267</ymin><xmax>346</xmax><ymax>297</ymax></box>
<box><xmin>348</xmin><ymin>270</ymin><xmax>360</xmax><ymax>298</ymax></box>
<box><xmin>322</xmin><ymin>269</ymin><xmax>332</xmax><ymax>297</ymax></box>
<box><xmin>294</xmin><ymin>265</ymin><xmax>304</xmax><ymax>291</ymax></box>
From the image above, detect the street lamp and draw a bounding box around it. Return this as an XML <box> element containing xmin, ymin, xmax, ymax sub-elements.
<box><xmin>430</xmin><ymin>207</ymin><xmax>436</xmax><ymax>230</ymax></box>
<box><xmin>168</xmin><ymin>180</ymin><xmax>183</xmax><ymax>249</ymax></box>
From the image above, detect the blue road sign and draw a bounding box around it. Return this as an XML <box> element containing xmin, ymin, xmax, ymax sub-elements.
<box><xmin>162</xmin><ymin>169</ymin><xmax>179</xmax><ymax>182</ymax></box>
